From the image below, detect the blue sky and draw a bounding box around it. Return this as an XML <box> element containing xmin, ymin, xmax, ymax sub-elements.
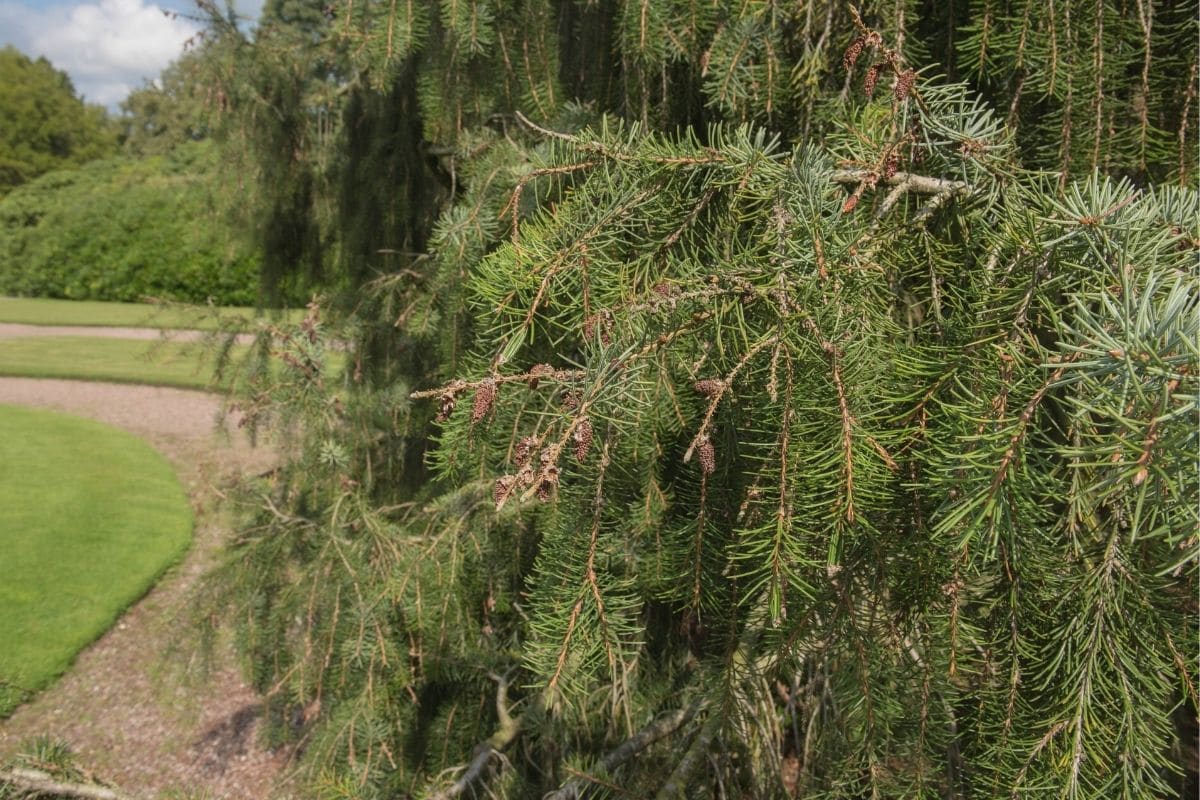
<box><xmin>0</xmin><ymin>0</ymin><xmax>262</xmax><ymax>108</ymax></box>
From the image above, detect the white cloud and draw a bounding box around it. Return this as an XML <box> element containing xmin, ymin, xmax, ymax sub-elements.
<box><xmin>0</xmin><ymin>0</ymin><xmax>202</xmax><ymax>108</ymax></box>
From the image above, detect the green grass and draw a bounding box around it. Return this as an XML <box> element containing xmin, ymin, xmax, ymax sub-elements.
<box><xmin>0</xmin><ymin>296</ymin><xmax>300</xmax><ymax>331</ymax></box>
<box><xmin>0</xmin><ymin>336</ymin><xmax>242</xmax><ymax>390</ymax></box>
<box><xmin>0</xmin><ymin>335</ymin><xmax>346</xmax><ymax>391</ymax></box>
<box><xmin>0</xmin><ymin>405</ymin><xmax>193</xmax><ymax>716</ymax></box>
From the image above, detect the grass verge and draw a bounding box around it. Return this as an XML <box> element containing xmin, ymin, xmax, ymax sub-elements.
<box><xmin>0</xmin><ymin>405</ymin><xmax>193</xmax><ymax>716</ymax></box>
<box><xmin>0</xmin><ymin>336</ymin><xmax>345</xmax><ymax>391</ymax></box>
<box><xmin>0</xmin><ymin>336</ymin><xmax>242</xmax><ymax>390</ymax></box>
<box><xmin>0</xmin><ymin>297</ymin><xmax>300</xmax><ymax>331</ymax></box>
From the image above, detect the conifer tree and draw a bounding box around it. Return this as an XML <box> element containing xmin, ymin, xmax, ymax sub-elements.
<box><xmin>197</xmin><ymin>2</ymin><xmax>1198</xmax><ymax>797</ymax></box>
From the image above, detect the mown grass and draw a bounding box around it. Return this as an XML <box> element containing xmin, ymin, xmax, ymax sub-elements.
<box><xmin>0</xmin><ymin>336</ymin><xmax>243</xmax><ymax>390</ymax></box>
<box><xmin>0</xmin><ymin>335</ymin><xmax>347</xmax><ymax>391</ymax></box>
<box><xmin>0</xmin><ymin>296</ymin><xmax>300</xmax><ymax>331</ymax></box>
<box><xmin>0</xmin><ymin>405</ymin><xmax>193</xmax><ymax>716</ymax></box>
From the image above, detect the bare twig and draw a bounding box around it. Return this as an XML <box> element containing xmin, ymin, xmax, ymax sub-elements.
<box><xmin>513</xmin><ymin>109</ymin><xmax>575</xmax><ymax>141</ymax></box>
<box><xmin>830</xmin><ymin>169</ymin><xmax>969</xmax><ymax>197</ymax></box>
<box><xmin>545</xmin><ymin>701</ymin><xmax>706</xmax><ymax>800</ymax></box>
<box><xmin>428</xmin><ymin>672</ymin><xmax>525</xmax><ymax>800</ymax></box>
<box><xmin>0</xmin><ymin>768</ymin><xmax>136</xmax><ymax>800</ymax></box>
<box><xmin>410</xmin><ymin>367</ymin><xmax>586</xmax><ymax>400</ymax></box>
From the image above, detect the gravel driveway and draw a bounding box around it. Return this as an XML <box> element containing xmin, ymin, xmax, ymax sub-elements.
<box><xmin>0</xmin><ymin>377</ymin><xmax>292</xmax><ymax>799</ymax></box>
<box><xmin>0</xmin><ymin>323</ymin><xmax>256</xmax><ymax>345</ymax></box>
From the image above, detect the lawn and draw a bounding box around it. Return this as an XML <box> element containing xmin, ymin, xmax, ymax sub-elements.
<box><xmin>0</xmin><ymin>336</ymin><xmax>346</xmax><ymax>391</ymax></box>
<box><xmin>0</xmin><ymin>336</ymin><xmax>245</xmax><ymax>390</ymax></box>
<box><xmin>0</xmin><ymin>405</ymin><xmax>193</xmax><ymax>717</ymax></box>
<box><xmin>0</xmin><ymin>296</ymin><xmax>300</xmax><ymax>331</ymax></box>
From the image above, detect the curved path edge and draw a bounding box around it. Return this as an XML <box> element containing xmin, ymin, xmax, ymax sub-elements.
<box><xmin>0</xmin><ymin>377</ymin><xmax>292</xmax><ymax>800</ymax></box>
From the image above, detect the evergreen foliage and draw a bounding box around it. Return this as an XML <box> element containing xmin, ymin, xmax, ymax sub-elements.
<box><xmin>197</xmin><ymin>1</ymin><xmax>1198</xmax><ymax>797</ymax></box>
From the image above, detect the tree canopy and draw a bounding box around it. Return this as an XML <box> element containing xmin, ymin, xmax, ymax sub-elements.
<box><xmin>0</xmin><ymin>47</ymin><xmax>118</xmax><ymax>195</ymax></box>
<box><xmin>182</xmin><ymin>1</ymin><xmax>1197</xmax><ymax>798</ymax></box>
<box><xmin>119</xmin><ymin>50</ymin><xmax>214</xmax><ymax>156</ymax></box>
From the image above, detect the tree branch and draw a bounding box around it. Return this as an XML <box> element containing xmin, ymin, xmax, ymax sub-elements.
<box><xmin>429</xmin><ymin>672</ymin><xmax>525</xmax><ymax>800</ymax></box>
<box><xmin>654</xmin><ymin>711</ymin><xmax>720</xmax><ymax>799</ymax></box>
<box><xmin>0</xmin><ymin>768</ymin><xmax>135</xmax><ymax>800</ymax></box>
<box><xmin>513</xmin><ymin>110</ymin><xmax>574</xmax><ymax>142</ymax></box>
<box><xmin>545</xmin><ymin>701</ymin><xmax>705</xmax><ymax>800</ymax></box>
<box><xmin>830</xmin><ymin>169</ymin><xmax>970</xmax><ymax>196</ymax></box>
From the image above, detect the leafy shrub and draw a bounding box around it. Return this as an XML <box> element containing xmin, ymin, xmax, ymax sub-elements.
<box><xmin>0</xmin><ymin>141</ymin><xmax>259</xmax><ymax>306</ymax></box>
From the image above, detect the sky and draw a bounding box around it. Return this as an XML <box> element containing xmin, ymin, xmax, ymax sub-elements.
<box><xmin>0</xmin><ymin>0</ymin><xmax>262</xmax><ymax>109</ymax></box>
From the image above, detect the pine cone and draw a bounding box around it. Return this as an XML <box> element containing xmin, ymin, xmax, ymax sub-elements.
<box><xmin>697</xmin><ymin>436</ymin><xmax>716</xmax><ymax>475</ymax></box>
<box><xmin>535</xmin><ymin>464</ymin><xmax>560</xmax><ymax>502</ymax></box>
<box><xmin>583</xmin><ymin>312</ymin><xmax>613</xmax><ymax>345</ymax></box>
<box><xmin>693</xmin><ymin>379</ymin><xmax>725</xmax><ymax>397</ymax></box>
<box><xmin>493</xmin><ymin>474</ymin><xmax>518</xmax><ymax>510</ymax></box>
<box><xmin>882</xmin><ymin>150</ymin><xmax>900</xmax><ymax>180</ymax></box>
<box><xmin>842</xmin><ymin>36</ymin><xmax>866</xmax><ymax>71</ymax></box>
<box><xmin>471</xmin><ymin>378</ymin><xmax>497</xmax><ymax>423</ymax></box>
<box><xmin>894</xmin><ymin>68</ymin><xmax>916</xmax><ymax>101</ymax></box>
<box><xmin>527</xmin><ymin>363</ymin><xmax>555</xmax><ymax>389</ymax></box>
<box><xmin>573</xmin><ymin>417</ymin><xmax>593</xmax><ymax>461</ymax></box>
<box><xmin>514</xmin><ymin>435</ymin><xmax>538</xmax><ymax>467</ymax></box>
<box><xmin>436</xmin><ymin>392</ymin><xmax>458</xmax><ymax>422</ymax></box>
<box><xmin>864</xmin><ymin>63</ymin><xmax>882</xmax><ymax>97</ymax></box>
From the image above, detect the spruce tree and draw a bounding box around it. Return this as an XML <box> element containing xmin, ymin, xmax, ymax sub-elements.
<box><xmin>197</xmin><ymin>2</ymin><xmax>1197</xmax><ymax>797</ymax></box>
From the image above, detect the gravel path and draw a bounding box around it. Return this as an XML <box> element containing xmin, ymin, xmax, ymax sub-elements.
<box><xmin>0</xmin><ymin>323</ymin><xmax>256</xmax><ymax>345</ymax></box>
<box><xmin>0</xmin><ymin>378</ymin><xmax>294</xmax><ymax>799</ymax></box>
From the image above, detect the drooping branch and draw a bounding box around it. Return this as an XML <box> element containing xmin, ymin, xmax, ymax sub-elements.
<box><xmin>545</xmin><ymin>442</ymin><xmax>613</xmax><ymax>695</ymax></box>
<box><xmin>684</xmin><ymin>333</ymin><xmax>780</xmax><ymax>465</ymax></box>
<box><xmin>545</xmin><ymin>700</ymin><xmax>705</xmax><ymax>800</ymax></box>
<box><xmin>502</xmin><ymin>162</ymin><xmax>597</xmax><ymax>245</ymax></box>
<box><xmin>987</xmin><ymin>355</ymin><xmax>1078</xmax><ymax>501</ymax></box>
<box><xmin>802</xmin><ymin>317</ymin><xmax>897</xmax><ymax>524</ymax></box>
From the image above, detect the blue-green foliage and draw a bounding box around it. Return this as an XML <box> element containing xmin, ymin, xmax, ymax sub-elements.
<box><xmin>0</xmin><ymin>140</ymin><xmax>259</xmax><ymax>305</ymax></box>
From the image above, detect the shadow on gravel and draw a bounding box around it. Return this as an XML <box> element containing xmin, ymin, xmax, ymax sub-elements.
<box><xmin>192</xmin><ymin>704</ymin><xmax>261</xmax><ymax>776</ymax></box>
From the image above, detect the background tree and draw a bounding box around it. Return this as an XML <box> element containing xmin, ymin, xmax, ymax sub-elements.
<box><xmin>0</xmin><ymin>47</ymin><xmax>118</xmax><ymax>195</ymax></box>
<box><xmin>120</xmin><ymin>50</ymin><xmax>215</xmax><ymax>156</ymax></box>
<box><xmin>0</xmin><ymin>142</ymin><xmax>259</xmax><ymax>304</ymax></box>
<box><xmin>194</xmin><ymin>1</ymin><xmax>1197</xmax><ymax>798</ymax></box>
<box><xmin>0</xmin><ymin>43</ymin><xmax>260</xmax><ymax>305</ymax></box>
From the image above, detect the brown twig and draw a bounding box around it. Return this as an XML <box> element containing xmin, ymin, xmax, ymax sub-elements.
<box><xmin>501</xmin><ymin>162</ymin><xmax>597</xmax><ymax>244</ymax></box>
<box><xmin>684</xmin><ymin>334</ymin><xmax>779</xmax><ymax>463</ymax></box>
<box><xmin>410</xmin><ymin>367</ymin><xmax>586</xmax><ymax>400</ymax></box>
